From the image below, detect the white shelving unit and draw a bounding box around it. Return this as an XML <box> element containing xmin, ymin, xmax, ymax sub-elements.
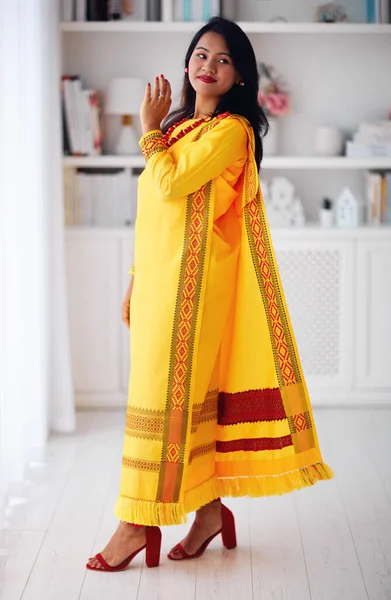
<box><xmin>61</xmin><ymin>2</ymin><xmax>391</xmax><ymax>408</ymax></box>
<box><xmin>63</xmin><ymin>155</ymin><xmax>145</xmax><ymax>168</ymax></box>
<box><xmin>63</xmin><ymin>155</ymin><xmax>391</xmax><ymax>170</ymax></box>
<box><xmin>61</xmin><ymin>21</ymin><xmax>391</xmax><ymax>34</ymax></box>
<box><xmin>65</xmin><ymin>224</ymin><xmax>391</xmax><ymax>237</ymax></box>
<box><xmin>61</xmin><ymin>13</ymin><xmax>391</xmax><ymax>187</ymax></box>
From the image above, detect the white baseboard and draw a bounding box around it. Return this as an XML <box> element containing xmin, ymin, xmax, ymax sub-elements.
<box><xmin>309</xmin><ymin>387</ymin><xmax>391</xmax><ymax>406</ymax></box>
<box><xmin>75</xmin><ymin>392</ymin><xmax>127</xmax><ymax>409</ymax></box>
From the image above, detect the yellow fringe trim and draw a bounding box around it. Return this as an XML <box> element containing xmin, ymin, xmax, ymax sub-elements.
<box><xmin>218</xmin><ymin>461</ymin><xmax>334</xmax><ymax>498</ymax></box>
<box><xmin>114</xmin><ymin>462</ymin><xmax>334</xmax><ymax>527</ymax></box>
<box><xmin>184</xmin><ymin>475</ymin><xmax>222</xmax><ymax>515</ymax></box>
<box><xmin>114</xmin><ymin>496</ymin><xmax>189</xmax><ymax>527</ymax></box>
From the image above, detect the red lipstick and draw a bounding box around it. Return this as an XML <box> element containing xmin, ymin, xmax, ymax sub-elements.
<box><xmin>198</xmin><ymin>75</ymin><xmax>217</xmax><ymax>83</ymax></box>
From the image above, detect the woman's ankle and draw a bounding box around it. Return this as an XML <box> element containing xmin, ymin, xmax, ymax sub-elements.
<box><xmin>195</xmin><ymin>498</ymin><xmax>222</xmax><ymax>522</ymax></box>
<box><xmin>119</xmin><ymin>521</ymin><xmax>146</xmax><ymax>534</ymax></box>
<box><xmin>198</xmin><ymin>498</ymin><xmax>221</xmax><ymax>511</ymax></box>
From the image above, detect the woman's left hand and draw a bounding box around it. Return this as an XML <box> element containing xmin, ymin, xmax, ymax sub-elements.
<box><xmin>141</xmin><ymin>75</ymin><xmax>172</xmax><ymax>135</ymax></box>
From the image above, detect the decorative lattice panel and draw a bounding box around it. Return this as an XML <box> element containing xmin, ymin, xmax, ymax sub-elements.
<box><xmin>274</xmin><ymin>248</ymin><xmax>341</xmax><ymax>378</ymax></box>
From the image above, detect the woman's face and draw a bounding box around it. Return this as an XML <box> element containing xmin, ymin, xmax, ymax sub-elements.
<box><xmin>188</xmin><ymin>31</ymin><xmax>241</xmax><ymax>99</ymax></box>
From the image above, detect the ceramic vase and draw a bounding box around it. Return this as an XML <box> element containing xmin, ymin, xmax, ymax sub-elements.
<box><xmin>264</xmin><ymin>117</ymin><xmax>279</xmax><ymax>156</ymax></box>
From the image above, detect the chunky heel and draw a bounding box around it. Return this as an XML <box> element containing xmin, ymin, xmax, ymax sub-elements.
<box><xmin>145</xmin><ymin>526</ymin><xmax>162</xmax><ymax>568</ymax></box>
<box><xmin>86</xmin><ymin>525</ymin><xmax>162</xmax><ymax>572</ymax></box>
<box><xmin>167</xmin><ymin>500</ymin><xmax>237</xmax><ymax>561</ymax></box>
<box><xmin>221</xmin><ymin>504</ymin><xmax>237</xmax><ymax>550</ymax></box>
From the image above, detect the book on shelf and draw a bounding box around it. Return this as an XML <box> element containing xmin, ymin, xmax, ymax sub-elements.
<box><xmin>346</xmin><ymin>142</ymin><xmax>391</xmax><ymax>157</ymax></box>
<box><xmin>346</xmin><ymin>120</ymin><xmax>391</xmax><ymax>157</ymax></box>
<box><xmin>61</xmin><ymin>0</ymin><xmax>233</xmax><ymax>22</ymax></box>
<box><xmin>60</xmin><ymin>0</ymin><xmax>117</xmax><ymax>21</ymax></box>
<box><xmin>173</xmin><ymin>0</ymin><xmax>220</xmax><ymax>22</ymax></box>
<box><xmin>64</xmin><ymin>168</ymin><xmax>139</xmax><ymax>227</ymax></box>
<box><xmin>386</xmin><ymin>172</ymin><xmax>391</xmax><ymax>223</ymax></box>
<box><xmin>146</xmin><ymin>0</ymin><xmax>161</xmax><ymax>21</ymax></box>
<box><xmin>61</xmin><ymin>75</ymin><xmax>102</xmax><ymax>156</ymax></box>
<box><xmin>366</xmin><ymin>0</ymin><xmax>391</xmax><ymax>23</ymax></box>
<box><xmin>365</xmin><ymin>170</ymin><xmax>391</xmax><ymax>224</ymax></box>
<box><xmin>60</xmin><ymin>0</ymin><xmax>147</xmax><ymax>21</ymax></box>
<box><xmin>61</xmin><ymin>0</ymin><xmax>74</xmax><ymax>21</ymax></box>
<box><xmin>76</xmin><ymin>0</ymin><xmax>87</xmax><ymax>21</ymax></box>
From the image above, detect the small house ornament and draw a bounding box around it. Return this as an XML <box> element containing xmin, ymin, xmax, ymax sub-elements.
<box><xmin>260</xmin><ymin>179</ymin><xmax>269</xmax><ymax>204</ymax></box>
<box><xmin>292</xmin><ymin>198</ymin><xmax>306</xmax><ymax>226</ymax></box>
<box><xmin>335</xmin><ymin>187</ymin><xmax>359</xmax><ymax>227</ymax></box>
<box><xmin>263</xmin><ymin>176</ymin><xmax>306</xmax><ymax>227</ymax></box>
<box><xmin>270</xmin><ymin>177</ymin><xmax>295</xmax><ymax>211</ymax></box>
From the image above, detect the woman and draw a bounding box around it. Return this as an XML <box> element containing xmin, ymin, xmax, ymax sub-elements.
<box><xmin>87</xmin><ymin>16</ymin><xmax>333</xmax><ymax>572</ymax></box>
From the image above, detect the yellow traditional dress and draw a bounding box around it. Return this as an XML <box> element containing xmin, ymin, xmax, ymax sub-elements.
<box><xmin>114</xmin><ymin>113</ymin><xmax>333</xmax><ymax>526</ymax></box>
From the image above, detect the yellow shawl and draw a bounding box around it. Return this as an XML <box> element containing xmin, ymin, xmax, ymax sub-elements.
<box><xmin>115</xmin><ymin>113</ymin><xmax>333</xmax><ymax>526</ymax></box>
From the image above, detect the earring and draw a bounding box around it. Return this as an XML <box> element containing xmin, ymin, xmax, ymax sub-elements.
<box><xmin>239</xmin><ymin>81</ymin><xmax>244</xmax><ymax>86</ymax></box>
<box><xmin>185</xmin><ymin>67</ymin><xmax>188</xmax><ymax>73</ymax></box>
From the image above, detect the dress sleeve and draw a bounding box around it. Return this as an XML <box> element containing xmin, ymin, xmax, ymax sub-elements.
<box><xmin>139</xmin><ymin>117</ymin><xmax>248</xmax><ymax>200</ymax></box>
<box><xmin>128</xmin><ymin>262</ymin><xmax>135</xmax><ymax>276</ymax></box>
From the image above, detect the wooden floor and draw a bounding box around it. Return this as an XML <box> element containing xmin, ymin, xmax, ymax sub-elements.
<box><xmin>1</xmin><ymin>408</ymin><xmax>391</xmax><ymax>600</ymax></box>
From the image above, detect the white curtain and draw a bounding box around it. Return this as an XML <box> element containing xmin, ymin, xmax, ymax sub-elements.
<box><xmin>0</xmin><ymin>1</ymin><xmax>75</xmax><ymax>496</ymax></box>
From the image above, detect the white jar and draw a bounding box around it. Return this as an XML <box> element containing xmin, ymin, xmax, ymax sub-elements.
<box><xmin>319</xmin><ymin>208</ymin><xmax>334</xmax><ymax>228</ymax></box>
<box><xmin>314</xmin><ymin>126</ymin><xmax>344</xmax><ymax>156</ymax></box>
<box><xmin>264</xmin><ymin>117</ymin><xmax>279</xmax><ymax>156</ymax></box>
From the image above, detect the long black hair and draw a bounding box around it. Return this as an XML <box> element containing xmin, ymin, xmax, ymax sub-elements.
<box><xmin>162</xmin><ymin>17</ymin><xmax>268</xmax><ymax>169</ymax></box>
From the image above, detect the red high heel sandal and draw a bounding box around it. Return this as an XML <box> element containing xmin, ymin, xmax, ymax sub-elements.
<box><xmin>86</xmin><ymin>526</ymin><xmax>162</xmax><ymax>571</ymax></box>
<box><xmin>167</xmin><ymin>502</ymin><xmax>237</xmax><ymax>560</ymax></box>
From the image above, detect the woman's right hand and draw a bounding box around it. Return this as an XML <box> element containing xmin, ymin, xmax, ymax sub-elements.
<box><xmin>122</xmin><ymin>276</ymin><xmax>134</xmax><ymax>329</ymax></box>
<box><xmin>140</xmin><ymin>75</ymin><xmax>172</xmax><ymax>135</ymax></box>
